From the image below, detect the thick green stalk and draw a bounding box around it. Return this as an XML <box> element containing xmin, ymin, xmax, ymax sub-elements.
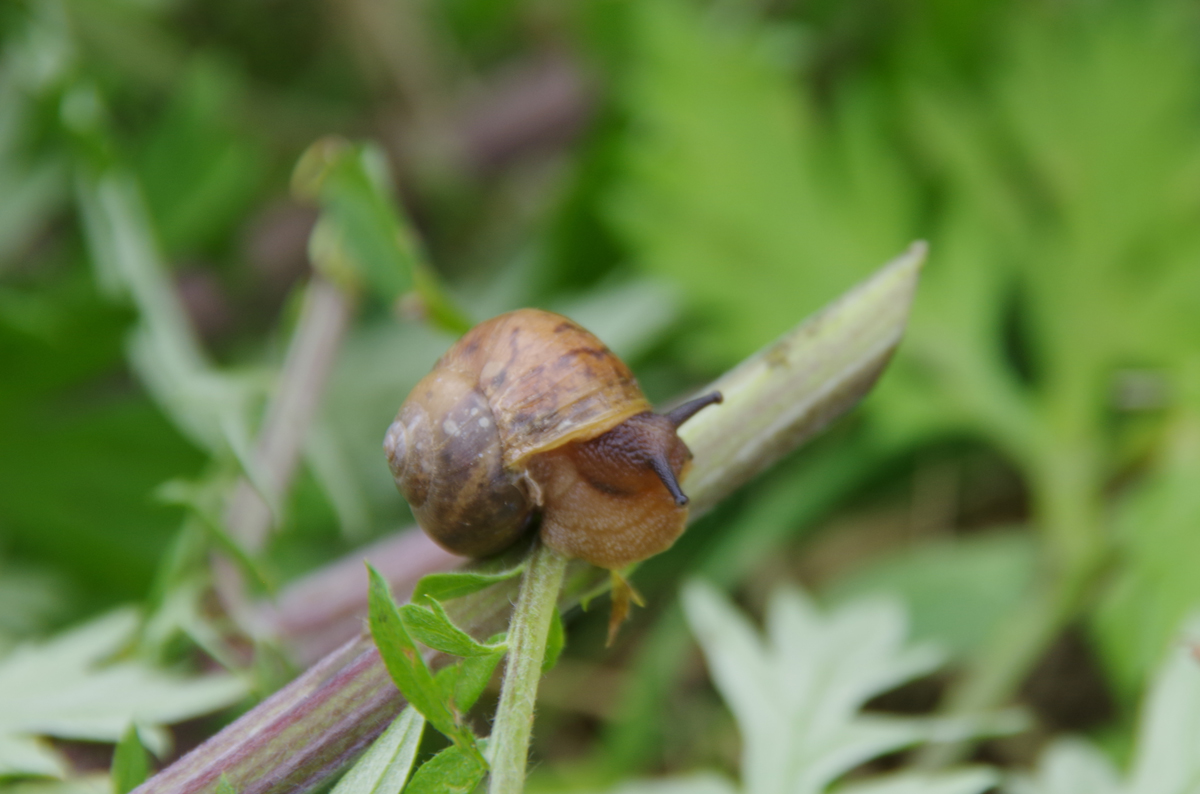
<box><xmin>919</xmin><ymin>406</ymin><xmax>1108</xmax><ymax>767</ymax></box>
<box><xmin>487</xmin><ymin>542</ymin><xmax>569</xmax><ymax>793</ymax></box>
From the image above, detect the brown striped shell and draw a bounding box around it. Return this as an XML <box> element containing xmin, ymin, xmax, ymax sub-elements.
<box><xmin>434</xmin><ymin>310</ymin><xmax>652</xmax><ymax>467</ymax></box>
<box><xmin>384</xmin><ymin>309</ymin><xmax>654</xmax><ymax>558</ymax></box>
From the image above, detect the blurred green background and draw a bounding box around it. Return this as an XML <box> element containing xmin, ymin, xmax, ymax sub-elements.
<box><xmin>3</xmin><ymin>0</ymin><xmax>1200</xmax><ymax>786</ymax></box>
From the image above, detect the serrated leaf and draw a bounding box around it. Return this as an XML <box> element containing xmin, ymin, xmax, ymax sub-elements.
<box><xmin>111</xmin><ymin>724</ymin><xmax>150</xmax><ymax>794</ymax></box>
<box><xmin>542</xmin><ymin>608</ymin><xmax>565</xmax><ymax>673</ymax></box>
<box><xmin>402</xmin><ymin>745</ymin><xmax>487</xmax><ymax>794</ymax></box>
<box><xmin>366</xmin><ymin>566</ymin><xmax>461</xmax><ymax>744</ymax></box>
<box><xmin>400</xmin><ymin>600</ymin><xmax>505</xmax><ymax>658</ymax></box>
<box><xmin>681</xmin><ymin>581</ymin><xmax>1003</xmax><ymax>794</ymax></box>
<box><xmin>0</xmin><ymin>608</ymin><xmax>247</xmax><ymax>775</ymax></box>
<box><xmin>330</xmin><ymin>707</ymin><xmax>424</xmax><ymax>794</ymax></box>
<box><xmin>411</xmin><ymin>566</ymin><xmax>525</xmax><ymax>605</ymax></box>
<box><xmin>610</xmin><ymin>0</ymin><xmax>912</xmax><ymax>367</ymax></box>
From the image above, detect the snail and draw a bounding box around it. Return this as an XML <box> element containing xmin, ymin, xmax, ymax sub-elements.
<box><xmin>383</xmin><ymin>308</ymin><xmax>720</xmax><ymax>639</ymax></box>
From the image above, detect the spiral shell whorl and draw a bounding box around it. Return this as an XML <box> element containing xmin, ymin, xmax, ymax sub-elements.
<box><xmin>388</xmin><ymin>370</ymin><xmax>533</xmax><ymax>557</ymax></box>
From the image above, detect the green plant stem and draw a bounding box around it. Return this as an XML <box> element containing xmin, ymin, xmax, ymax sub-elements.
<box><xmin>487</xmin><ymin>541</ymin><xmax>569</xmax><ymax>794</ymax></box>
<box><xmin>918</xmin><ymin>429</ymin><xmax>1108</xmax><ymax>768</ymax></box>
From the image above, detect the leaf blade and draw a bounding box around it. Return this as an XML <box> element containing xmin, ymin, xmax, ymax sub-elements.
<box><xmin>111</xmin><ymin>724</ymin><xmax>150</xmax><ymax>794</ymax></box>
<box><xmin>366</xmin><ymin>565</ymin><xmax>459</xmax><ymax>741</ymax></box>
<box><xmin>330</xmin><ymin>707</ymin><xmax>425</xmax><ymax>794</ymax></box>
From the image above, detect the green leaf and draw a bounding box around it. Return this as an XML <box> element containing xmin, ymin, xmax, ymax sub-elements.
<box><xmin>111</xmin><ymin>724</ymin><xmax>150</xmax><ymax>794</ymax></box>
<box><xmin>134</xmin><ymin>59</ymin><xmax>264</xmax><ymax>256</ymax></box>
<box><xmin>366</xmin><ymin>565</ymin><xmax>459</xmax><ymax>742</ymax></box>
<box><xmin>75</xmin><ymin>166</ymin><xmax>259</xmax><ymax>462</ymax></box>
<box><xmin>681</xmin><ymin>580</ymin><xmax>1011</xmax><ymax>794</ymax></box>
<box><xmin>402</xmin><ymin>745</ymin><xmax>487</xmax><ymax>794</ymax></box>
<box><xmin>445</xmin><ymin>650</ymin><xmax>504</xmax><ymax>714</ymax></box>
<box><xmin>215</xmin><ymin>775</ymin><xmax>238</xmax><ymax>794</ymax></box>
<box><xmin>330</xmin><ymin>707</ymin><xmax>425</xmax><ymax>794</ymax></box>
<box><xmin>1093</xmin><ymin>409</ymin><xmax>1200</xmax><ymax>703</ymax></box>
<box><xmin>400</xmin><ymin>600</ymin><xmax>506</xmax><ymax>658</ymax></box>
<box><xmin>542</xmin><ymin>608</ymin><xmax>564</xmax><ymax>674</ymax></box>
<box><xmin>293</xmin><ymin>139</ymin><xmax>471</xmax><ymax>334</ymax></box>
<box><xmin>155</xmin><ymin>479</ymin><xmax>277</xmax><ymax>595</ymax></box>
<box><xmin>825</xmin><ymin>531</ymin><xmax>1037</xmax><ymax>660</ymax></box>
<box><xmin>610</xmin><ymin>0</ymin><xmax>912</xmax><ymax>367</ymax></box>
<box><xmin>411</xmin><ymin>566</ymin><xmax>525</xmax><ymax>606</ymax></box>
<box><xmin>0</xmin><ymin>608</ymin><xmax>247</xmax><ymax>777</ymax></box>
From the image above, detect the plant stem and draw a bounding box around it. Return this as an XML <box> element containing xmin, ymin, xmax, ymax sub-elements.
<box><xmin>225</xmin><ymin>277</ymin><xmax>353</xmax><ymax>554</ymax></box>
<box><xmin>917</xmin><ymin>430</ymin><xmax>1107</xmax><ymax>768</ymax></box>
<box><xmin>488</xmin><ymin>541</ymin><xmax>569</xmax><ymax>794</ymax></box>
<box><xmin>213</xmin><ymin>276</ymin><xmax>353</xmax><ymax>635</ymax></box>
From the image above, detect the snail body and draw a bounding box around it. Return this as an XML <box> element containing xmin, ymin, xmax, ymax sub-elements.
<box><xmin>384</xmin><ymin>309</ymin><xmax>720</xmax><ymax>570</ymax></box>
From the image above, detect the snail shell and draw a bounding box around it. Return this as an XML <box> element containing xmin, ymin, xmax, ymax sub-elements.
<box><xmin>384</xmin><ymin>309</ymin><xmax>720</xmax><ymax>569</ymax></box>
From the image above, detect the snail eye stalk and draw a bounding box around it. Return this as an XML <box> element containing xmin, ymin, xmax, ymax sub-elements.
<box><xmin>665</xmin><ymin>391</ymin><xmax>723</xmax><ymax>428</ymax></box>
<box><xmin>649</xmin><ymin>453</ymin><xmax>689</xmax><ymax>506</ymax></box>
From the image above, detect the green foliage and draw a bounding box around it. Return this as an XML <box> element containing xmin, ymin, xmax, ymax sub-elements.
<box><xmin>604</xmin><ymin>0</ymin><xmax>1200</xmax><ymax>752</ymax></box>
<box><xmin>365</xmin><ymin>561</ymin><xmax>514</xmax><ymax>790</ymax></box>
<box><xmin>110</xmin><ymin>725</ymin><xmax>149</xmax><ymax>794</ymax></box>
<box><xmin>8</xmin><ymin>0</ymin><xmax>1200</xmax><ymax>789</ymax></box>
<box><xmin>0</xmin><ymin>779</ymin><xmax>109</xmax><ymax>794</ymax></box>
<box><xmin>609</xmin><ymin>0</ymin><xmax>912</xmax><ymax>366</ymax></box>
<box><xmin>330</xmin><ymin>707</ymin><xmax>425</xmax><ymax>794</ymax></box>
<box><xmin>542</xmin><ymin>608</ymin><xmax>564</xmax><ymax>674</ymax></box>
<box><xmin>410</xmin><ymin>566</ymin><xmax>526</xmax><ymax>606</ymax></box>
<box><xmin>402</xmin><ymin>745</ymin><xmax>487</xmax><ymax>794</ymax></box>
<box><xmin>1093</xmin><ymin>397</ymin><xmax>1200</xmax><ymax>703</ymax></box>
<box><xmin>135</xmin><ymin>59</ymin><xmax>266</xmax><ymax>259</ymax></box>
<box><xmin>0</xmin><ymin>609</ymin><xmax>246</xmax><ymax>778</ymax></box>
<box><xmin>0</xmin><ymin>560</ymin><xmax>68</xmax><ymax>656</ymax></box>
<box><xmin>577</xmin><ymin>581</ymin><xmax>1006</xmax><ymax>794</ymax></box>
<box><xmin>825</xmin><ymin>531</ymin><xmax>1037</xmax><ymax>660</ymax></box>
<box><xmin>76</xmin><ymin>161</ymin><xmax>263</xmax><ymax>469</ymax></box>
<box><xmin>366</xmin><ymin>566</ymin><xmax>473</xmax><ymax>750</ymax></box>
<box><xmin>294</xmin><ymin>138</ymin><xmax>472</xmax><ymax>333</ymax></box>
<box><xmin>400</xmin><ymin>599</ymin><xmax>507</xmax><ymax>658</ymax></box>
<box><xmin>436</xmin><ymin>647</ymin><xmax>504</xmax><ymax>715</ymax></box>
